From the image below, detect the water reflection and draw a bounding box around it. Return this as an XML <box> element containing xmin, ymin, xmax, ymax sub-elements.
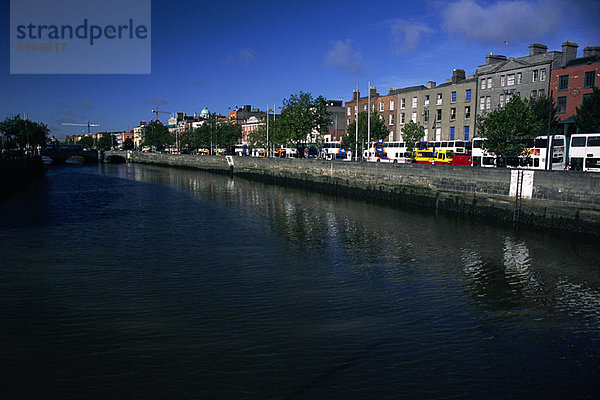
<box><xmin>108</xmin><ymin>163</ymin><xmax>600</xmax><ymax>334</ymax></box>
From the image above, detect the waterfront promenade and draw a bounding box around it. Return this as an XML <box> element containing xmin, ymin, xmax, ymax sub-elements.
<box><xmin>105</xmin><ymin>151</ymin><xmax>600</xmax><ymax>237</ymax></box>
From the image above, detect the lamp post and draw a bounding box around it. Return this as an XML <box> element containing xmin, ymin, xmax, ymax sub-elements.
<box><xmin>355</xmin><ymin>82</ymin><xmax>359</xmax><ymax>161</ymax></box>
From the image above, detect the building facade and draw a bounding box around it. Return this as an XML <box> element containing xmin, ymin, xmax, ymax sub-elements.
<box><xmin>550</xmin><ymin>45</ymin><xmax>600</xmax><ymax>134</ymax></box>
<box><xmin>475</xmin><ymin>43</ymin><xmax>575</xmax><ymax>124</ymax></box>
<box><xmin>345</xmin><ymin>86</ymin><xmax>403</xmax><ymax>142</ymax></box>
<box><xmin>396</xmin><ymin>70</ymin><xmax>477</xmax><ymax>142</ymax></box>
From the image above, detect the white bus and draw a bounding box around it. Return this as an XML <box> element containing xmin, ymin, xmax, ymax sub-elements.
<box><xmin>365</xmin><ymin>141</ymin><xmax>411</xmax><ymax>163</ymax></box>
<box><xmin>569</xmin><ymin>133</ymin><xmax>600</xmax><ymax>172</ymax></box>
<box><xmin>472</xmin><ymin>135</ymin><xmax>566</xmax><ymax>170</ymax></box>
<box><xmin>322</xmin><ymin>141</ymin><xmax>350</xmax><ymax>160</ymax></box>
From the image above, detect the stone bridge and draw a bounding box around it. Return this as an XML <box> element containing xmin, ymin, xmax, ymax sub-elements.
<box><xmin>41</xmin><ymin>145</ymin><xmax>98</xmax><ymax>164</ymax></box>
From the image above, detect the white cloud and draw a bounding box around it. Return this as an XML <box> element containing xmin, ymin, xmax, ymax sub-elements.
<box><xmin>443</xmin><ymin>0</ymin><xmax>560</xmax><ymax>44</ymax></box>
<box><xmin>226</xmin><ymin>48</ymin><xmax>257</xmax><ymax>64</ymax></box>
<box><xmin>325</xmin><ymin>40</ymin><xmax>362</xmax><ymax>75</ymax></box>
<box><xmin>390</xmin><ymin>20</ymin><xmax>434</xmax><ymax>53</ymax></box>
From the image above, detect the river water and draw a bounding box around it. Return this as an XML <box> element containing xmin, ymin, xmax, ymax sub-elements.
<box><xmin>1</xmin><ymin>163</ymin><xmax>599</xmax><ymax>399</ymax></box>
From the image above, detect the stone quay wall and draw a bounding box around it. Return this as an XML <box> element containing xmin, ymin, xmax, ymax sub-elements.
<box><xmin>110</xmin><ymin>151</ymin><xmax>600</xmax><ymax>236</ymax></box>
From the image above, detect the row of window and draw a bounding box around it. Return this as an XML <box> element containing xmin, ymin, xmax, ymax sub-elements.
<box><xmin>558</xmin><ymin>71</ymin><xmax>596</xmax><ymax>91</ymax></box>
<box><xmin>419</xmin><ymin>126</ymin><xmax>470</xmax><ymax>141</ymax></box>
<box><xmin>556</xmin><ymin>93</ymin><xmax>595</xmax><ymax>113</ymax></box>
<box><xmin>346</xmin><ymin>89</ymin><xmax>474</xmax><ymax>115</ymax></box>
<box><xmin>481</xmin><ymin>69</ymin><xmax>547</xmax><ymax>90</ymax></box>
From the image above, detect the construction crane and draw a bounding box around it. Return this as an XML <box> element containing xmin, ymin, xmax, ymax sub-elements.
<box><xmin>62</xmin><ymin>120</ymin><xmax>101</xmax><ymax>135</ymax></box>
<box><xmin>151</xmin><ymin>107</ymin><xmax>172</xmax><ymax>122</ymax></box>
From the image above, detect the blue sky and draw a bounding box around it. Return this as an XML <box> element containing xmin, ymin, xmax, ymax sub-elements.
<box><xmin>2</xmin><ymin>0</ymin><xmax>599</xmax><ymax>139</ymax></box>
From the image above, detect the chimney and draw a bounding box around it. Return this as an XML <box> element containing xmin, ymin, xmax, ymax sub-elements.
<box><xmin>583</xmin><ymin>46</ymin><xmax>600</xmax><ymax>58</ymax></box>
<box><xmin>486</xmin><ymin>52</ymin><xmax>507</xmax><ymax>64</ymax></box>
<box><xmin>562</xmin><ymin>41</ymin><xmax>579</xmax><ymax>65</ymax></box>
<box><xmin>352</xmin><ymin>89</ymin><xmax>360</xmax><ymax>101</ymax></box>
<box><xmin>529</xmin><ymin>43</ymin><xmax>548</xmax><ymax>56</ymax></box>
<box><xmin>452</xmin><ymin>69</ymin><xmax>466</xmax><ymax>83</ymax></box>
<box><xmin>427</xmin><ymin>81</ymin><xmax>436</xmax><ymax>89</ymax></box>
<box><xmin>369</xmin><ymin>86</ymin><xmax>379</xmax><ymax>97</ymax></box>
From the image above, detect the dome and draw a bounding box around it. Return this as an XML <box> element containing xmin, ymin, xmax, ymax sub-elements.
<box><xmin>200</xmin><ymin>107</ymin><xmax>210</xmax><ymax>115</ymax></box>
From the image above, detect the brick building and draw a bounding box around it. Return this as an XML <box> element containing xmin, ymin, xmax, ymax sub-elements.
<box><xmin>550</xmin><ymin>45</ymin><xmax>600</xmax><ymax>134</ymax></box>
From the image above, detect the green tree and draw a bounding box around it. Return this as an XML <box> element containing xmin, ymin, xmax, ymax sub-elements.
<box><xmin>123</xmin><ymin>137</ymin><xmax>134</xmax><ymax>150</ymax></box>
<box><xmin>476</xmin><ymin>95</ymin><xmax>542</xmax><ymax>157</ymax></box>
<box><xmin>142</xmin><ymin>121</ymin><xmax>173</xmax><ymax>151</ymax></box>
<box><xmin>215</xmin><ymin>121</ymin><xmax>242</xmax><ymax>150</ymax></box>
<box><xmin>0</xmin><ymin>115</ymin><xmax>49</xmax><ymax>150</ymax></box>
<box><xmin>400</xmin><ymin>120</ymin><xmax>425</xmax><ymax>152</ymax></box>
<box><xmin>575</xmin><ymin>87</ymin><xmax>600</xmax><ymax>133</ymax></box>
<box><xmin>344</xmin><ymin>111</ymin><xmax>389</xmax><ymax>155</ymax></box>
<box><xmin>530</xmin><ymin>95</ymin><xmax>561</xmax><ymax>136</ymax></box>
<box><xmin>78</xmin><ymin>136</ymin><xmax>95</xmax><ymax>149</ymax></box>
<box><xmin>277</xmin><ymin>92</ymin><xmax>331</xmax><ymax>156</ymax></box>
<box><xmin>97</xmin><ymin>133</ymin><xmax>117</xmax><ymax>149</ymax></box>
<box><xmin>190</xmin><ymin>124</ymin><xmax>211</xmax><ymax>150</ymax></box>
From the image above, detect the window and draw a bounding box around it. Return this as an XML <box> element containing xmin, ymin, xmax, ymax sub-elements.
<box><xmin>412</xmin><ymin>97</ymin><xmax>418</xmax><ymax>108</ymax></box>
<box><xmin>517</xmin><ymin>72</ymin><xmax>522</xmax><ymax>84</ymax></box>
<box><xmin>450</xmin><ymin>127</ymin><xmax>455</xmax><ymax>141</ymax></box>
<box><xmin>531</xmin><ymin>90</ymin><xmax>537</xmax><ymax>100</ymax></box>
<box><xmin>412</xmin><ymin>111</ymin><xmax>417</xmax><ymax>123</ymax></box>
<box><xmin>540</xmin><ymin>69</ymin><xmax>546</xmax><ymax>81</ymax></box>
<box><xmin>572</xmin><ymin>137</ymin><xmax>586</xmax><ymax>147</ymax></box>
<box><xmin>588</xmin><ymin>136</ymin><xmax>600</xmax><ymax>146</ymax></box>
<box><xmin>389</xmin><ymin>114</ymin><xmax>394</xmax><ymax>125</ymax></box>
<box><xmin>583</xmin><ymin>93</ymin><xmax>593</xmax><ymax>105</ymax></box>
<box><xmin>347</xmin><ymin>118</ymin><xmax>350</xmax><ymax>126</ymax></box>
<box><xmin>499</xmin><ymin>94</ymin><xmax>504</xmax><ymax>107</ymax></box>
<box><xmin>424</xmin><ymin>128</ymin><xmax>428</xmax><ymax>141</ymax></box>
<box><xmin>584</xmin><ymin>71</ymin><xmax>596</xmax><ymax>88</ymax></box>
<box><xmin>436</xmin><ymin>93</ymin><xmax>442</xmax><ymax>105</ymax></box>
<box><xmin>401</xmin><ymin>112</ymin><xmax>405</xmax><ymax>124</ymax></box>
<box><xmin>557</xmin><ymin>96</ymin><xmax>567</xmax><ymax>113</ymax></box>
<box><xmin>465</xmin><ymin>89</ymin><xmax>471</xmax><ymax>101</ymax></box>
<box><xmin>532</xmin><ymin>70</ymin><xmax>538</xmax><ymax>82</ymax></box>
<box><xmin>347</xmin><ymin>107</ymin><xmax>351</xmax><ymax>116</ymax></box>
<box><xmin>436</xmin><ymin>109</ymin><xmax>442</xmax><ymax>122</ymax></box>
<box><xmin>390</xmin><ymin>100</ymin><xmax>395</xmax><ymax>111</ymax></box>
<box><xmin>558</xmin><ymin>75</ymin><xmax>569</xmax><ymax>91</ymax></box>
<box><xmin>487</xmin><ymin>77</ymin><xmax>492</xmax><ymax>89</ymax></box>
<box><xmin>465</xmin><ymin>105</ymin><xmax>471</xmax><ymax>119</ymax></box>
<box><xmin>451</xmin><ymin>91</ymin><xmax>456</xmax><ymax>103</ymax></box>
<box><xmin>507</xmin><ymin>74</ymin><xmax>515</xmax><ymax>85</ymax></box>
<box><xmin>486</xmin><ymin>96</ymin><xmax>491</xmax><ymax>110</ymax></box>
<box><xmin>379</xmin><ymin>101</ymin><xmax>385</xmax><ymax>112</ymax></box>
<box><xmin>424</xmin><ymin>95</ymin><xmax>429</xmax><ymax>106</ymax></box>
<box><xmin>464</xmin><ymin>126</ymin><xmax>470</xmax><ymax>141</ymax></box>
<box><xmin>480</xmin><ymin>96</ymin><xmax>485</xmax><ymax>110</ymax></box>
<box><xmin>401</xmin><ymin>98</ymin><xmax>406</xmax><ymax>109</ymax></box>
<box><xmin>363</xmin><ymin>104</ymin><xmax>367</xmax><ymax>112</ymax></box>
<box><xmin>501</xmin><ymin>75</ymin><xmax>506</xmax><ymax>86</ymax></box>
<box><xmin>435</xmin><ymin>128</ymin><xmax>441</xmax><ymax>141</ymax></box>
<box><xmin>538</xmin><ymin>89</ymin><xmax>545</xmax><ymax>97</ymax></box>
<box><xmin>481</xmin><ymin>79</ymin><xmax>486</xmax><ymax>90</ymax></box>
<box><xmin>371</xmin><ymin>103</ymin><xmax>376</xmax><ymax>112</ymax></box>
<box><xmin>450</xmin><ymin>107</ymin><xmax>456</xmax><ymax>121</ymax></box>
<box><xmin>423</xmin><ymin>110</ymin><xmax>428</xmax><ymax>123</ymax></box>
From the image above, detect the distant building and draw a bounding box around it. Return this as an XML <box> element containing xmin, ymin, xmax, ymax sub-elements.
<box><xmin>550</xmin><ymin>45</ymin><xmax>600</xmax><ymax>135</ymax></box>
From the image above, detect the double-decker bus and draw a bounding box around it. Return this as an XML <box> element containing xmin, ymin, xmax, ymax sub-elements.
<box><xmin>365</xmin><ymin>141</ymin><xmax>412</xmax><ymax>163</ymax></box>
<box><xmin>569</xmin><ymin>133</ymin><xmax>600</xmax><ymax>172</ymax></box>
<box><xmin>472</xmin><ymin>135</ymin><xmax>566</xmax><ymax>170</ymax></box>
<box><xmin>323</xmin><ymin>141</ymin><xmax>350</xmax><ymax>160</ymax></box>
